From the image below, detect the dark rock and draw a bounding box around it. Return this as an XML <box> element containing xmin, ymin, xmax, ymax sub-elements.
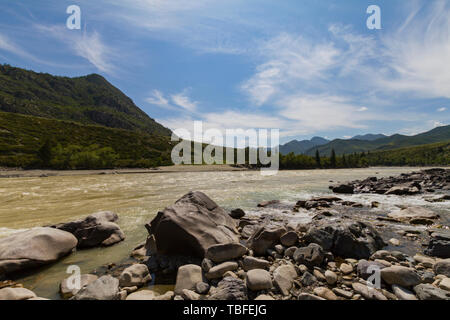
<box><xmin>229</xmin><ymin>209</ymin><xmax>245</xmax><ymax>219</ymax></box>
<box><xmin>303</xmin><ymin>227</ymin><xmax>334</xmax><ymax>251</ymax></box>
<box><xmin>332</xmin><ymin>184</ymin><xmax>354</xmax><ymax>194</ymax></box>
<box><xmin>293</xmin><ymin>243</ymin><xmax>325</xmax><ymax>268</ymax></box>
<box><xmin>195</xmin><ymin>282</ymin><xmax>210</xmax><ymax>295</ymax></box>
<box><xmin>208</xmin><ymin>277</ymin><xmax>248</xmax><ymax>300</ymax></box>
<box><xmin>247</xmin><ymin>224</ymin><xmax>286</xmax><ymax>256</ymax></box>
<box><xmin>51</xmin><ymin>211</ymin><xmax>125</xmax><ymax>248</ymax></box>
<box><xmin>425</xmin><ymin>231</ymin><xmax>450</xmax><ymax>258</ymax></box>
<box><xmin>357</xmin><ymin>260</ymin><xmax>386</xmax><ymax>280</ymax></box>
<box><xmin>280</xmin><ymin>231</ymin><xmax>298</xmax><ymax>247</ymax></box>
<box><xmin>433</xmin><ymin>259</ymin><xmax>450</xmax><ymax>277</ymax></box>
<box><xmin>145</xmin><ymin>191</ymin><xmax>239</xmax><ymax>258</ymax></box>
<box><xmin>257</xmin><ymin>200</ymin><xmax>280</xmax><ymax>208</ymax></box>
<box><xmin>205</xmin><ymin>243</ymin><xmax>247</xmax><ymax>263</ymax></box>
<box><xmin>300</xmin><ymin>271</ymin><xmax>318</xmax><ymax>287</ymax></box>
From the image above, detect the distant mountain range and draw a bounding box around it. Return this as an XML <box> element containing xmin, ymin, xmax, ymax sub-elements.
<box><xmin>279</xmin><ymin>137</ymin><xmax>329</xmax><ymax>155</ymax></box>
<box><xmin>280</xmin><ymin>126</ymin><xmax>450</xmax><ymax>156</ymax></box>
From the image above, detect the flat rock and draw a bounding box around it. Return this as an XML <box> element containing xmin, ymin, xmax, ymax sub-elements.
<box><xmin>388</xmin><ymin>207</ymin><xmax>439</xmax><ymax>222</ymax></box>
<box><xmin>206</xmin><ymin>261</ymin><xmax>238</xmax><ymax>280</ymax></box>
<box><xmin>352</xmin><ymin>282</ymin><xmax>387</xmax><ymax>300</ymax></box>
<box><xmin>414</xmin><ymin>284</ymin><xmax>450</xmax><ymax>300</ymax></box>
<box><xmin>205</xmin><ymin>243</ymin><xmax>247</xmax><ymax>263</ymax></box>
<box><xmin>242</xmin><ymin>256</ymin><xmax>270</xmax><ymax>271</ymax></box>
<box><xmin>208</xmin><ymin>277</ymin><xmax>248</xmax><ymax>300</ymax></box>
<box><xmin>126</xmin><ymin>290</ymin><xmax>157</xmax><ymax>300</ymax></box>
<box><xmin>313</xmin><ymin>287</ymin><xmax>338</xmax><ymax>300</ymax></box>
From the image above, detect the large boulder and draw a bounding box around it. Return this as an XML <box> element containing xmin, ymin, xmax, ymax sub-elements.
<box><xmin>246</xmin><ymin>269</ymin><xmax>273</xmax><ymax>291</ymax></box>
<box><xmin>52</xmin><ymin>211</ymin><xmax>125</xmax><ymax>248</ymax></box>
<box><xmin>433</xmin><ymin>259</ymin><xmax>450</xmax><ymax>277</ymax></box>
<box><xmin>72</xmin><ymin>275</ymin><xmax>119</xmax><ymax>300</ymax></box>
<box><xmin>414</xmin><ymin>284</ymin><xmax>450</xmax><ymax>300</ymax></box>
<box><xmin>145</xmin><ymin>192</ymin><xmax>239</xmax><ymax>258</ymax></box>
<box><xmin>247</xmin><ymin>224</ymin><xmax>286</xmax><ymax>256</ymax></box>
<box><xmin>387</xmin><ymin>207</ymin><xmax>439</xmax><ymax>223</ymax></box>
<box><xmin>0</xmin><ymin>287</ymin><xmax>37</xmax><ymax>300</ymax></box>
<box><xmin>0</xmin><ymin>227</ymin><xmax>78</xmax><ymax>275</ymax></box>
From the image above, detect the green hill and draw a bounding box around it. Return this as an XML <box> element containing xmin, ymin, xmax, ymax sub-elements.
<box><xmin>0</xmin><ymin>111</ymin><xmax>174</xmax><ymax>169</ymax></box>
<box><xmin>0</xmin><ymin>64</ymin><xmax>171</xmax><ymax>136</ymax></box>
<box><xmin>305</xmin><ymin>125</ymin><xmax>450</xmax><ymax>156</ymax></box>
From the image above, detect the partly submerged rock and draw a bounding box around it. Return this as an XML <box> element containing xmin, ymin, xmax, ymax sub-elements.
<box><xmin>0</xmin><ymin>227</ymin><xmax>78</xmax><ymax>275</ymax></box>
<box><xmin>51</xmin><ymin>211</ymin><xmax>125</xmax><ymax>248</ymax></box>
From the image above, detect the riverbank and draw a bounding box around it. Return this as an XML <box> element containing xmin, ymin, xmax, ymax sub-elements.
<box><xmin>0</xmin><ymin>164</ymin><xmax>250</xmax><ymax>178</ymax></box>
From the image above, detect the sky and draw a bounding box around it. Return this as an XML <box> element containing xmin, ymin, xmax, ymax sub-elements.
<box><xmin>0</xmin><ymin>0</ymin><xmax>449</xmax><ymax>144</ymax></box>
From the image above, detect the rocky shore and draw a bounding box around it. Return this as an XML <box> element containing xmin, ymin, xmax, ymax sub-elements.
<box><xmin>0</xmin><ymin>169</ymin><xmax>449</xmax><ymax>300</ymax></box>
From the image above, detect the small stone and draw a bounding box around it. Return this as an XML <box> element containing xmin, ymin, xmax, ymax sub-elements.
<box><xmin>439</xmin><ymin>278</ymin><xmax>450</xmax><ymax>291</ymax></box>
<box><xmin>205</xmin><ymin>243</ymin><xmax>247</xmax><ymax>263</ymax></box>
<box><xmin>242</xmin><ymin>256</ymin><xmax>270</xmax><ymax>271</ymax></box>
<box><xmin>389</xmin><ymin>238</ymin><xmax>400</xmax><ymax>246</ymax></box>
<box><xmin>181</xmin><ymin>289</ymin><xmax>200</xmax><ymax>301</ymax></box>
<box><xmin>434</xmin><ymin>259</ymin><xmax>450</xmax><ymax>277</ymax></box>
<box><xmin>284</xmin><ymin>246</ymin><xmax>297</xmax><ymax>258</ymax></box>
<box><xmin>201</xmin><ymin>258</ymin><xmax>214</xmax><ymax>272</ymax></box>
<box><xmin>352</xmin><ymin>282</ymin><xmax>387</xmax><ymax>300</ymax></box>
<box><xmin>313</xmin><ymin>287</ymin><xmax>338</xmax><ymax>300</ymax></box>
<box><xmin>273</xmin><ymin>264</ymin><xmax>297</xmax><ymax>296</ymax></box>
<box><xmin>332</xmin><ymin>288</ymin><xmax>353</xmax><ymax>299</ymax></box>
<box><xmin>119</xmin><ymin>264</ymin><xmax>151</xmax><ymax>288</ymax></box>
<box><xmin>414</xmin><ymin>283</ymin><xmax>450</xmax><ymax>300</ymax></box>
<box><xmin>313</xmin><ymin>269</ymin><xmax>326</xmax><ymax>282</ymax></box>
<box><xmin>300</xmin><ymin>271</ymin><xmax>317</xmax><ymax>287</ymax></box>
<box><xmin>298</xmin><ymin>293</ymin><xmax>325</xmax><ymax>300</ymax></box>
<box><xmin>195</xmin><ymin>282</ymin><xmax>210</xmax><ymax>295</ymax></box>
<box><xmin>340</xmin><ymin>263</ymin><xmax>353</xmax><ymax>275</ymax></box>
<box><xmin>0</xmin><ymin>287</ymin><xmax>36</xmax><ymax>300</ymax></box>
<box><xmin>274</xmin><ymin>244</ymin><xmax>285</xmax><ymax>255</ymax></box>
<box><xmin>246</xmin><ymin>269</ymin><xmax>273</xmax><ymax>291</ymax></box>
<box><xmin>126</xmin><ymin>290</ymin><xmax>156</xmax><ymax>300</ymax></box>
<box><xmin>325</xmin><ymin>270</ymin><xmax>338</xmax><ymax>285</ymax></box>
<box><xmin>230</xmin><ymin>208</ymin><xmax>245</xmax><ymax>219</ymax></box>
<box><xmin>255</xmin><ymin>294</ymin><xmax>275</xmax><ymax>300</ymax></box>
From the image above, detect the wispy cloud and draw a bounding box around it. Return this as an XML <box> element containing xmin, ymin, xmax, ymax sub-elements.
<box><xmin>171</xmin><ymin>90</ymin><xmax>198</xmax><ymax>112</ymax></box>
<box><xmin>437</xmin><ymin>107</ymin><xmax>447</xmax><ymax>112</ymax></box>
<box><xmin>146</xmin><ymin>88</ymin><xmax>199</xmax><ymax>112</ymax></box>
<box><xmin>35</xmin><ymin>25</ymin><xmax>116</xmax><ymax>74</ymax></box>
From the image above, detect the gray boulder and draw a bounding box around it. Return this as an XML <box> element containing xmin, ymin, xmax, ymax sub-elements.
<box><xmin>388</xmin><ymin>207</ymin><xmax>439</xmax><ymax>222</ymax></box>
<box><xmin>51</xmin><ymin>211</ymin><xmax>125</xmax><ymax>248</ymax></box>
<box><xmin>0</xmin><ymin>287</ymin><xmax>37</xmax><ymax>300</ymax></box>
<box><xmin>60</xmin><ymin>274</ymin><xmax>98</xmax><ymax>299</ymax></box>
<box><xmin>425</xmin><ymin>231</ymin><xmax>450</xmax><ymax>258</ymax></box>
<box><xmin>357</xmin><ymin>260</ymin><xmax>386</xmax><ymax>280</ymax></box>
<box><xmin>433</xmin><ymin>259</ymin><xmax>450</xmax><ymax>277</ymax></box>
<box><xmin>273</xmin><ymin>264</ymin><xmax>297</xmax><ymax>295</ymax></box>
<box><xmin>145</xmin><ymin>192</ymin><xmax>239</xmax><ymax>258</ymax></box>
<box><xmin>0</xmin><ymin>227</ymin><xmax>77</xmax><ymax>275</ymax></box>
<box><xmin>242</xmin><ymin>256</ymin><xmax>270</xmax><ymax>271</ymax></box>
<box><xmin>72</xmin><ymin>275</ymin><xmax>120</xmax><ymax>300</ymax></box>
<box><xmin>247</xmin><ymin>224</ymin><xmax>286</xmax><ymax>256</ymax></box>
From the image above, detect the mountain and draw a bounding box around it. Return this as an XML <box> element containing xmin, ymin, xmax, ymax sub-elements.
<box><xmin>305</xmin><ymin>125</ymin><xmax>450</xmax><ymax>156</ymax></box>
<box><xmin>0</xmin><ymin>64</ymin><xmax>175</xmax><ymax>169</ymax></box>
<box><xmin>279</xmin><ymin>136</ymin><xmax>329</xmax><ymax>155</ymax></box>
<box><xmin>0</xmin><ymin>64</ymin><xmax>171</xmax><ymax>136</ymax></box>
<box><xmin>351</xmin><ymin>133</ymin><xmax>387</xmax><ymax>141</ymax></box>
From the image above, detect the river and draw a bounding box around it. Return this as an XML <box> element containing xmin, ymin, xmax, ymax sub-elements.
<box><xmin>0</xmin><ymin>167</ymin><xmax>449</xmax><ymax>299</ymax></box>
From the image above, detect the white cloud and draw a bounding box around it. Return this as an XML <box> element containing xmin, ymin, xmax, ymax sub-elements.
<box><xmin>241</xmin><ymin>33</ymin><xmax>340</xmax><ymax>106</ymax></box>
<box><xmin>377</xmin><ymin>1</ymin><xmax>450</xmax><ymax>98</ymax></box>
<box><xmin>437</xmin><ymin>107</ymin><xmax>447</xmax><ymax>112</ymax></box>
<box><xmin>171</xmin><ymin>90</ymin><xmax>198</xmax><ymax>112</ymax></box>
<box><xmin>357</xmin><ymin>107</ymin><xmax>368</xmax><ymax>112</ymax></box>
<box><xmin>146</xmin><ymin>89</ymin><xmax>171</xmax><ymax>108</ymax></box>
<box><xmin>35</xmin><ymin>25</ymin><xmax>116</xmax><ymax>74</ymax></box>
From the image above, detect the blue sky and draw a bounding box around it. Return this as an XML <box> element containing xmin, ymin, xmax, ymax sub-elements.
<box><xmin>0</xmin><ymin>0</ymin><xmax>449</xmax><ymax>144</ymax></box>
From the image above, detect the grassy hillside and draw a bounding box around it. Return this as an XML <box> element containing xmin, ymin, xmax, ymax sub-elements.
<box><xmin>0</xmin><ymin>64</ymin><xmax>171</xmax><ymax>136</ymax></box>
<box><xmin>0</xmin><ymin>111</ymin><xmax>174</xmax><ymax>169</ymax></box>
<box><xmin>305</xmin><ymin>125</ymin><xmax>450</xmax><ymax>156</ymax></box>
